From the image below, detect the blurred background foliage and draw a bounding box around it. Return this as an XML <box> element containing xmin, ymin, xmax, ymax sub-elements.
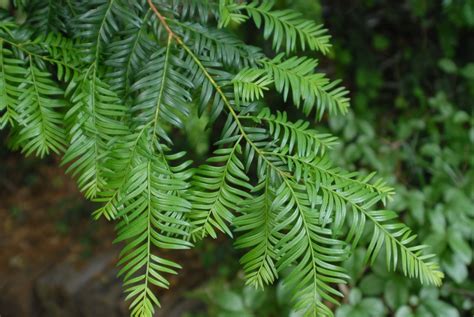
<box><xmin>182</xmin><ymin>0</ymin><xmax>474</xmax><ymax>316</ymax></box>
<box><xmin>0</xmin><ymin>0</ymin><xmax>472</xmax><ymax>316</ymax></box>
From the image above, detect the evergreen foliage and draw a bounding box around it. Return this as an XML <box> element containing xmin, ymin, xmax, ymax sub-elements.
<box><xmin>0</xmin><ymin>1</ymin><xmax>444</xmax><ymax>316</ymax></box>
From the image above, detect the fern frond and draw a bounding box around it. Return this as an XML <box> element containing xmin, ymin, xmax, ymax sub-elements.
<box><xmin>239</xmin><ymin>108</ymin><xmax>339</xmax><ymax>157</ymax></box>
<box><xmin>232</xmin><ymin>68</ymin><xmax>272</xmax><ymax>106</ymax></box>
<box><xmin>174</xmin><ymin>35</ymin><xmax>348</xmax><ymax>315</ymax></box>
<box><xmin>74</xmin><ymin>0</ymin><xmax>137</xmax><ymax>62</ymax></box>
<box><xmin>276</xmin><ymin>153</ymin><xmax>394</xmax><ymax>204</ymax></box>
<box><xmin>94</xmin><ymin>106</ymin><xmax>194</xmax><ymax>311</ymax></box>
<box><xmin>92</xmin><ymin>128</ymin><xmax>146</xmax><ymax>220</ymax></box>
<box><xmin>62</xmin><ymin>72</ymin><xmax>128</xmax><ymax>199</ymax></box>
<box><xmin>364</xmin><ymin>209</ymin><xmax>444</xmax><ymax>285</ymax></box>
<box><xmin>0</xmin><ymin>26</ymin><xmax>80</xmax><ymax>80</ymax></box>
<box><xmin>31</xmin><ymin>32</ymin><xmax>83</xmax><ymax>80</ymax></box>
<box><xmin>336</xmin><ymin>185</ymin><xmax>444</xmax><ymax>286</ymax></box>
<box><xmin>262</xmin><ymin>54</ymin><xmax>350</xmax><ymax>119</ymax></box>
<box><xmin>230</xmin><ymin>153</ymin><xmax>346</xmax><ymax>317</ymax></box>
<box><xmin>24</xmin><ymin>0</ymin><xmax>83</xmax><ymax>35</ymax></box>
<box><xmin>0</xmin><ymin>40</ymin><xmax>21</xmax><ymax>129</ymax></box>
<box><xmin>163</xmin><ymin>19</ymin><xmax>441</xmax><ymax>314</ymax></box>
<box><xmin>171</xmin><ymin>0</ymin><xmax>220</xmax><ymax>23</ymax></box>
<box><xmin>272</xmin><ymin>177</ymin><xmax>348</xmax><ymax>317</ymax></box>
<box><xmin>13</xmin><ymin>57</ymin><xmax>67</xmax><ymax>157</ymax></box>
<box><xmin>172</xmin><ymin>20</ymin><xmax>262</xmax><ymax>68</ymax></box>
<box><xmin>105</xmin><ymin>9</ymin><xmax>155</xmax><ymax>96</ymax></box>
<box><xmin>263</xmin><ymin>150</ymin><xmax>443</xmax><ymax>286</ymax></box>
<box><xmin>182</xmin><ymin>53</ymin><xmax>233</xmax><ymax>121</ymax></box>
<box><xmin>131</xmin><ymin>43</ymin><xmax>193</xmax><ymax>143</ymax></box>
<box><xmin>234</xmin><ymin>171</ymin><xmax>278</xmax><ymax>288</ymax></box>
<box><xmin>114</xmin><ymin>149</ymin><xmax>192</xmax><ymax>316</ymax></box>
<box><xmin>226</xmin><ymin>125</ymin><xmax>348</xmax><ymax>315</ymax></box>
<box><xmin>25</xmin><ymin>0</ymin><xmax>67</xmax><ymax>34</ymax></box>
<box><xmin>231</xmin><ymin>54</ymin><xmax>349</xmax><ymax>118</ymax></box>
<box><xmin>218</xmin><ymin>0</ymin><xmax>249</xmax><ymax>28</ymax></box>
<box><xmin>264</xmin><ymin>150</ymin><xmax>394</xmax><ymax>230</ymax></box>
<box><xmin>242</xmin><ymin>1</ymin><xmax>331</xmax><ymax>54</ymax></box>
<box><xmin>96</xmin><ymin>37</ymin><xmax>193</xmax><ymax>220</ymax></box>
<box><xmin>190</xmin><ymin>136</ymin><xmax>253</xmax><ymax>239</ymax></box>
<box><xmin>235</xmin><ymin>116</ymin><xmax>440</xmax><ymax>315</ymax></box>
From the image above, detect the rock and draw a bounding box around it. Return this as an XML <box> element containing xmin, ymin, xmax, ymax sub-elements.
<box><xmin>34</xmin><ymin>250</ymin><xmax>127</xmax><ymax>317</ymax></box>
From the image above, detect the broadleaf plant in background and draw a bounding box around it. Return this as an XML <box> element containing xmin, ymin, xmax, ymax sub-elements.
<box><xmin>322</xmin><ymin>1</ymin><xmax>473</xmax><ymax>316</ymax></box>
<box><xmin>0</xmin><ymin>1</ymin><xmax>445</xmax><ymax>316</ymax></box>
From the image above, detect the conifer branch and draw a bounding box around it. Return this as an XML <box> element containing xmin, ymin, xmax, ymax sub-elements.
<box><xmin>0</xmin><ymin>2</ymin><xmax>444</xmax><ymax>316</ymax></box>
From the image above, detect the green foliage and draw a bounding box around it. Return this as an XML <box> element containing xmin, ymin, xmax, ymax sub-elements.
<box><xmin>62</xmin><ymin>74</ymin><xmax>128</xmax><ymax>199</ymax></box>
<box><xmin>0</xmin><ymin>1</ymin><xmax>448</xmax><ymax>316</ymax></box>
<box><xmin>234</xmin><ymin>55</ymin><xmax>350</xmax><ymax>119</ymax></box>
<box><xmin>15</xmin><ymin>58</ymin><xmax>67</xmax><ymax>156</ymax></box>
<box><xmin>0</xmin><ymin>39</ymin><xmax>22</xmax><ymax>129</ymax></box>
<box><xmin>220</xmin><ymin>0</ymin><xmax>331</xmax><ymax>53</ymax></box>
<box><xmin>190</xmin><ymin>139</ymin><xmax>252</xmax><ymax>239</ymax></box>
<box><xmin>321</xmin><ymin>0</ymin><xmax>473</xmax><ymax>316</ymax></box>
<box><xmin>114</xmin><ymin>148</ymin><xmax>192</xmax><ymax>316</ymax></box>
<box><xmin>185</xmin><ymin>276</ymin><xmax>309</xmax><ymax>317</ymax></box>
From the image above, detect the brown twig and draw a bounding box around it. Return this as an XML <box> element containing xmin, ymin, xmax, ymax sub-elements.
<box><xmin>147</xmin><ymin>0</ymin><xmax>176</xmax><ymax>40</ymax></box>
